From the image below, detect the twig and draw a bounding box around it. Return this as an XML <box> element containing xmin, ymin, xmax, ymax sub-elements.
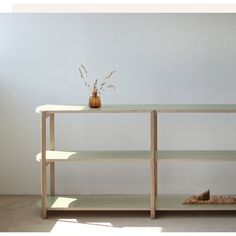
<box><xmin>78</xmin><ymin>65</ymin><xmax>116</xmax><ymax>94</ymax></box>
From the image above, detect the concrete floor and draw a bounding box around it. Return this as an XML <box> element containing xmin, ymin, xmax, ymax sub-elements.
<box><xmin>1</xmin><ymin>195</ymin><xmax>236</xmax><ymax>233</ymax></box>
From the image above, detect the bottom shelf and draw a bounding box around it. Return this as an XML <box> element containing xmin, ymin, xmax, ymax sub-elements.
<box><xmin>38</xmin><ymin>194</ymin><xmax>236</xmax><ymax>211</ymax></box>
<box><xmin>38</xmin><ymin>195</ymin><xmax>150</xmax><ymax>211</ymax></box>
<box><xmin>157</xmin><ymin>194</ymin><xmax>236</xmax><ymax>211</ymax></box>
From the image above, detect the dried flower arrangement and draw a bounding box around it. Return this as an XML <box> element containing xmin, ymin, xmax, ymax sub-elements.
<box><xmin>78</xmin><ymin>65</ymin><xmax>116</xmax><ymax>108</ymax></box>
<box><xmin>79</xmin><ymin>65</ymin><xmax>116</xmax><ymax>95</ymax></box>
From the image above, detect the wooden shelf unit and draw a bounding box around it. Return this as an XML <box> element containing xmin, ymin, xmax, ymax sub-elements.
<box><xmin>36</xmin><ymin>104</ymin><xmax>236</xmax><ymax>219</ymax></box>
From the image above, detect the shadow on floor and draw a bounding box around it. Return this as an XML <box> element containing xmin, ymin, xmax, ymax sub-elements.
<box><xmin>49</xmin><ymin>210</ymin><xmax>236</xmax><ymax>232</ymax></box>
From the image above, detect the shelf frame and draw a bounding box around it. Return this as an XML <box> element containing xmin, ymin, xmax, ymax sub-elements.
<box><xmin>37</xmin><ymin>104</ymin><xmax>236</xmax><ymax>219</ymax></box>
<box><xmin>38</xmin><ymin>107</ymin><xmax>157</xmax><ymax>219</ymax></box>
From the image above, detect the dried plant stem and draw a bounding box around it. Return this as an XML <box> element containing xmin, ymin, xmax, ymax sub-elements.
<box><xmin>105</xmin><ymin>71</ymin><xmax>116</xmax><ymax>80</ymax></box>
<box><xmin>79</xmin><ymin>65</ymin><xmax>90</xmax><ymax>88</ymax></box>
<box><xmin>78</xmin><ymin>65</ymin><xmax>116</xmax><ymax>95</ymax></box>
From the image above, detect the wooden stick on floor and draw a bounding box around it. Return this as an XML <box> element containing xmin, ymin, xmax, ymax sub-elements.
<box><xmin>50</xmin><ymin>113</ymin><xmax>55</xmax><ymax>196</ymax></box>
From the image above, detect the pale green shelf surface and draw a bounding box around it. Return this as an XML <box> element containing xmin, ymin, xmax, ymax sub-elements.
<box><xmin>36</xmin><ymin>150</ymin><xmax>236</xmax><ymax>162</ymax></box>
<box><xmin>37</xmin><ymin>195</ymin><xmax>236</xmax><ymax>211</ymax></box>
<box><xmin>36</xmin><ymin>150</ymin><xmax>150</xmax><ymax>162</ymax></box>
<box><xmin>36</xmin><ymin>104</ymin><xmax>155</xmax><ymax>113</ymax></box>
<box><xmin>38</xmin><ymin>195</ymin><xmax>150</xmax><ymax>211</ymax></box>
<box><xmin>36</xmin><ymin>104</ymin><xmax>236</xmax><ymax>113</ymax></box>
<box><xmin>155</xmin><ymin>104</ymin><xmax>236</xmax><ymax>113</ymax></box>
<box><xmin>157</xmin><ymin>150</ymin><xmax>236</xmax><ymax>161</ymax></box>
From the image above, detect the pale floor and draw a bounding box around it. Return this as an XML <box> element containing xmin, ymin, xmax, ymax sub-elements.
<box><xmin>1</xmin><ymin>195</ymin><xmax>236</xmax><ymax>233</ymax></box>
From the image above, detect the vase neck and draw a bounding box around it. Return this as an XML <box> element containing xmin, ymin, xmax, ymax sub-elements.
<box><xmin>92</xmin><ymin>91</ymin><xmax>98</xmax><ymax>97</ymax></box>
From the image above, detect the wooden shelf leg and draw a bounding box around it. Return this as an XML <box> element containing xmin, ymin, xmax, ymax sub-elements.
<box><xmin>50</xmin><ymin>163</ymin><xmax>55</xmax><ymax>196</ymax></box>
<box><xmin>50</xmin><ymin>113</ymin><xmax>55</xmax><ymax>196</ymax></box>
<box><xmin>154</xmin><ymin>112</ymin><xmax>157</xmax><ymax>199</ymax></box>
<box><xmin>150</xmin><ymin>111</ymin><xmax>157</xmax><ymax>219</ymax></box>
<box><xmin>41</xmin><ymin>111</ymin><xmax>47</xmax><ymax>219</ymax></box>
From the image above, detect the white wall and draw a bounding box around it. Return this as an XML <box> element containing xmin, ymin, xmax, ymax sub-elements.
<box><xmin>1</xmin><ymin>14</ymin><xmax>236</xmax><ymax>195</ymax></box>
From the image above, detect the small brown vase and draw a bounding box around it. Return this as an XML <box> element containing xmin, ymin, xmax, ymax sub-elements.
<box><xmin>89</xmin><ymin>91</ymin><xmax>101</xmax><ymax>108</ymax></box>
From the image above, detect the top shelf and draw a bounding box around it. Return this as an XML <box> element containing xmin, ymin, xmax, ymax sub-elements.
<box><xmin>36</xmin><ymin>104</ymin><xmax>236</xmax><ymax>114</ymax></box>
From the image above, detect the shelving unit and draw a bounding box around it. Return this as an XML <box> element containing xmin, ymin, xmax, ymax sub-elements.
<box><xmin>36</xmin><ymin>104</ymin><xmax>236</xmax><ymax>219</ymax></box>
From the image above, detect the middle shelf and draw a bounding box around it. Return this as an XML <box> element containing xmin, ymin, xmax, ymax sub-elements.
<box><xmin>36</xmin><ymin>150</ymin><xmax>236</xmax><ymax>162</ymax></box>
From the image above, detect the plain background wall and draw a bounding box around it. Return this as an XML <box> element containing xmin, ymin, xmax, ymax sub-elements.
<box><xmin>1</xmin><ymin>13</ymin><xmax>236</xmax><ymax>195</ymax></box>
